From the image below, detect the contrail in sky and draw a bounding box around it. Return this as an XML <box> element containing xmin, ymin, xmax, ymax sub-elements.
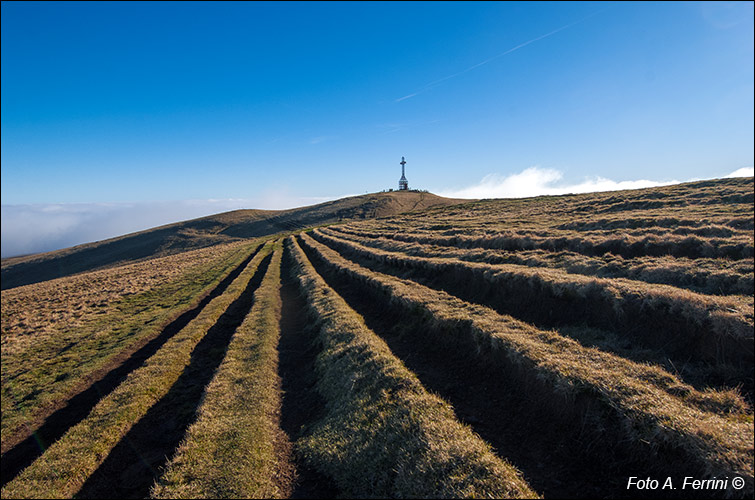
<box><xmin>395</xmin><ymin>11</ymin><xmax>602</xmax><ymax>103</ymax></box>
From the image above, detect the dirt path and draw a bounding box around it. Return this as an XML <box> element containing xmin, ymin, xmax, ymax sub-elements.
<box><xmin>276</xmin><ymin>246</ymin><xmax>339</xmax><ymax>499</ymax></box>
<box><xmin>75</xmin><ymin>253</ymin><xmax>272</xmax><ymax>499</ymax></box>
<box><xmin>0</xmin><ymin>247</ymin><xmax>260</xmax><ymax>488</ymax></box>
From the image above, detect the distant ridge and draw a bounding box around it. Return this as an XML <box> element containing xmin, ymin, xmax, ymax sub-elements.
<box><xmin>1</xmin><ymin>191</ymin><xmax>469</xmax><ymax>290</ymax></box>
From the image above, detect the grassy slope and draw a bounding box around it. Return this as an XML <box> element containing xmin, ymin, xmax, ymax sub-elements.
<box><xmin>298</xmin><ymin>231</ymin><xmax>754</xmax><ymax>492</ymax></box>
<box><xmin>1</xmin><ymin>243</ymin><xmax>273</xmax><ymax>499</ymax></box>
<box><xmin>1</xmin><ymin>177</ymin><xmax>751</xmax><ymax>498</ymax></box>
<box><xmin>287</xmin><ymin>236</ymin><xmax>538</xmax><ymax>499</ymax></box>
<box><xmin>1</xmin><ymin>191</ymin><xmax>467</xmax><ymax>290</ymax></box>
<box><xmin>152</xmin><ymin>242</ymin><xmax>289</xmax><ymax>499</ymax></box>
<box><xmin>1</xmin><ymin>241</ymin><xmax>257</xmax><ymax>452</ymax></box>
<box><xmin>312</xmin><ymin>228</ymin><xmax>754</xmax><ymax>371</ymax></box>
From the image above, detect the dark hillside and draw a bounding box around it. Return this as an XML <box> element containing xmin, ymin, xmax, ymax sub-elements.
<box><xmin>1</xmin><ymin>191</ymin><xmax>466</xmax><ymax>290</ymax></box>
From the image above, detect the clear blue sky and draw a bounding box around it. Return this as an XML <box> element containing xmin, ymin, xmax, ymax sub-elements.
<box><xmin>1</xmin><ymin>2</ymin><xmax>753</xmax><ymax>206</ymax></box>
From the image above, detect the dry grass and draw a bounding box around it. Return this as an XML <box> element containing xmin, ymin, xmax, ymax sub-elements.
<box><xmin>353</xmin><ymin>177</ymin><xmax>753</xmax><ymax>232</ymax></box>
<box><xmin>312</xmin><ymin>228</ymin><xmax>753</xmax><ymax>373</ymax></box>
<box><xmin>347</xmin><ymin>178</ymin><xmax>753</xmax><ymax>262</ymax></box>
<box><xmin>287</xmin><ymin>236</ymin><xmax>539</xmax><ymax>499</ymax></box>
<box><xmin>1</xmin><ymin>177</ymin><xmax>751</xmax><ymax>498</ymax></box>
<box><xmin>328</xmin><ymin>225</ymin><xmax>754</xmax><ymax>296</ymax></box>
<box><xmin>1</xmin><ymin>242</ymin><xmax>272</xmax><ymax>499</ymax></box>
<box><xmin>1</xmin><ymin>240</ymin><xmax>251</xmax><ymax>360</ymax></box>
<box><xmin>151</xmin><ymin>242</ymin><xmax>292</xmax><ymax>499</ymax></box>
<box><xmin>299</xmin><ymin>231</ymin><xmax>754</xmax><ymax>496</ymax></box>
<box><xmin>1</xmin><ymin>240</ymin><xmax>255</xmax><ymax>453</ymax></box>
<box><xmin>340</xmin><ymin>225</ymin><xmax>753</xmax><ymax>260</ymax></box>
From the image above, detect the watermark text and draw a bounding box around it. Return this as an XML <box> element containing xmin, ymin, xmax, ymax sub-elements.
<box><xmin>626</xmin><ymin>476</ymin><xmax>745</xmax><ymax>491</ymax></box>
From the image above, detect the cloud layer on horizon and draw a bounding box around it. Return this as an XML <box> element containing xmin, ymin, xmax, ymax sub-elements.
<box><xmin>1</xmin><ymin>193</ymin><xmax>339</xmax><ymax>258</ymax></box>
<box><xmin>3</xmin><ymin>167</ymin><xmax>752</xmax><ymax>259</ymax></box>
<box><xmin>437</xmin><ymin>166</ymin><xmax>753</xmax><ymax>199</ymax></box>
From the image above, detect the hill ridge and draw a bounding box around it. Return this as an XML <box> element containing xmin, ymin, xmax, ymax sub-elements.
<box><xmin>1</xmin><ymin>191</ymin><xmax>468</xmax><ymax>290</ymax></box>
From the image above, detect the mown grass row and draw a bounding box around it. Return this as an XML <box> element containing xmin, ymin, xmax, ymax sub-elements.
<box><xmin>151</xmin><ymin>241</ymin><xmax>290</xmax><ymax>499</ymax></box>
<box><xmin>327</xmin><ymin>226</ymin><xmax>754</xmax><ymax>296</ymax></box>
<box><xmin>336</xmin><ymin>223</ymin><xmax>754</xmax><ymax>260</ymax></box>
<box><xmin>312</xmin><ymin>229</ymin><xmax>754</xmax><ymax>378</ymax></box>
<box><xmin>567</xmin><ymin>178</ymin><xmax>754</xmax><ymax>213</ymax></box>
<box><xmin>556</xmin><ymin>216</ymin><xmax>754</xmax><ymax>233</ymax></box>
<box><xmin>298</xmin><ymin>232</ymin><xmax>754</xmax><ymax>497</ymax></box>
<box><xmin>1</xmin><ymin>241</ymin><xmax>256</xmax><ymax>453</ymax></box>
<box><xmin>533</xmin><ymin>224</ymin><xmax>750</xmax><ymax>239</ymax></box>
<box><xmin>1</xmin><ymin>242</ymin><xmax>273</xmax><ymax>499</ymax></box>
<box><xmin>1</xmin><ymin>242</ymin><xmax>256</xmax><ymax>488</ymax></box>
<box><xmin>321</xmin><ymin>226</ymin><xmax>752</xmax><ymax>406</ymax></box>
<box><xmin>286</xmin><ymin>236</ymin><xmax>539</xmax><ymax>499</ymax></box>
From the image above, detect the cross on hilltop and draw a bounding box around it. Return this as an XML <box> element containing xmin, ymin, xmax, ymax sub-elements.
<box><xmin>398</xmin><ymin>156</ymin><xmax>408</xmax><ymax>191</ymax></box>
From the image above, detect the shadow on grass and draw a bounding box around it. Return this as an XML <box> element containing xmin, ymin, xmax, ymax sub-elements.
<box><xmin>277</xmin><ymin>244</ymin><xmax>339</xmax><ymax>499</ymax></box>
<box><xmin>0</xmin><ymin>246</ymin><xmax>261</xmax><ymax>488</ymax></box>
<box><xmin>75</xmin><ymin>252</ymin><xmax>272</xmax><ymax>499</ymax></box>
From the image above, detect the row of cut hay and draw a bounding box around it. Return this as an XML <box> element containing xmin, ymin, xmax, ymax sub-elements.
<box><xmin>286</xmin><ymin>236</ymin><xmax>539</xmax><ymax>499</ymax></box>
<box><xmin>1</xmin><ymin>240</ymin><xmax>258</xmax><ymax>453</ymax></box>
<box><xmin>152</xmin><ymin>241</ymin><xmax>290</xmax><ymax>499</ymax></box>
<box><xmin>566</xmin><ymin>180</ymin><xmax>754</xmax><ymax>213</ymax></box>
<box><xmin>313</xmin><ymin>229</ymin><xmax>754</xmax><ymax>374</ymax></box>
<box><xmin>409</xmin><ymin>225</ymin><xmax>750</xmax><ymax>241</ymax></box>
<box><xmin>336</xmin><ymin>222</ymin><xmax>754</xmax><ymax>260</ymax></box>
<box><xmin>1</xmin><ymin>242</ymin><xmax>273</xmax><ymax>499</ymax></box>
<box><xmin>325</xmin><ymin>226</ymin><xmax>754</xmax><ymax>296</ymax></box>
<box><xmin>543</xmin><ymin>225</ymin><xmax>749</xmax><ymax>240</ymax></box>
<box><xmin>556</xmin><ymin>216</ymin><xmax>754</xmax><ymax>233</ymax></box>
<box><xmin>298</xmin><ymin>232</ymin><xmax>754</xmax><ymax>497</ymax></box>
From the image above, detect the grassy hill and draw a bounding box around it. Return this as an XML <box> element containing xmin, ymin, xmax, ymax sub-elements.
<box><xmin>1</xmin><ymin>191</ymin><xmax>467</xmax><ymax>290</ymax></box>
<box><xmin>1</xmin><ymin>177</ymin><xmax>752</xmax><ymax>498</ymax></box>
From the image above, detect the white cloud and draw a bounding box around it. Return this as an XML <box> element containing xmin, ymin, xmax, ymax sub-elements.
<box><xmin>724</xmin><ymin>167</ymin><xmax>755</xmax><ymax>178</ymax></box>
<box><xmin>438</xmin><ymin>165</ymin><xmax>753</xmax><ymax>200</ymax></box>
<box><xmin>437</xmin><ymin>166</ymin><xmax>683</xmax><ymax>199</ymax></box>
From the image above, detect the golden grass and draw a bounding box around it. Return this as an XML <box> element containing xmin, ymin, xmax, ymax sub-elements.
<box><xmin>287</xmin><ymin>236</ymin><xmax>539</xmax><ymax>499</ymax></box>
<box><xmin>351</xmin><ymin>177</ymin><xmax>753</xmax><ymax>232</ymax></box>
<box><xmin>327</xmin><ymin>225</ymin><xmax>754</xmax><ymax>296</ymax></box>
<box><xmin>312</xmin><ymin>228</ymin><xmax>753</xmax><ymax>370</ymax></box>
<box><xmin>1</xmin><ymin>240</ymin><xmax>255</xmax><ymax>452</ymax></box>
<box><xmin>152</xmin><ymin>242</ymin><xmax>291</xmax><ymax>499</ymax></box>
<box><xmin>299</xmin><ymin>231</ymin><xmax>754</xmax><ymax>496</ymax></box>
<box><xmin>346</xmin><ymin>178</ymin><xmax>754</xmax><ymax>262</ymax></box>
<box><xmin>1</xmin><ymin>240</ymin><xmax>252</xmax><ymax>361</ymax></box>
<box><xmin>1</xmin><ymin>177</ymin><xmax>751</xmax><ymax>498</ymax></box>
<box><xmin>339</xmin><ymin>225</ymin><xmax>753</xmax><ymax>260</ymax></box>
<box><xmin>1</xmin><ymin>242</ymin><xmax>272</xmax><ymax>499</ymax></box>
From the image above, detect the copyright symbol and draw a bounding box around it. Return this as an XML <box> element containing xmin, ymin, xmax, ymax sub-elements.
<box><xmin>732</xmin><ymin>476</ymin><xmax>745</xmax><ymax>490</ymax></box>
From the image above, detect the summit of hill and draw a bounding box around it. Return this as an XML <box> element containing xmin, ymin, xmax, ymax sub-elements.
<box><xmin>1</xmin><ymin>191</ymin><xmax>468</xmax><ymax>290</ymax></box>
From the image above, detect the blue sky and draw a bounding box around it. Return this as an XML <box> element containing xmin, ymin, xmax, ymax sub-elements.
<box><xmin>2</xmin><ymin>1</ymin><xmax>753</xmax><ymax>256</ymax></box>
